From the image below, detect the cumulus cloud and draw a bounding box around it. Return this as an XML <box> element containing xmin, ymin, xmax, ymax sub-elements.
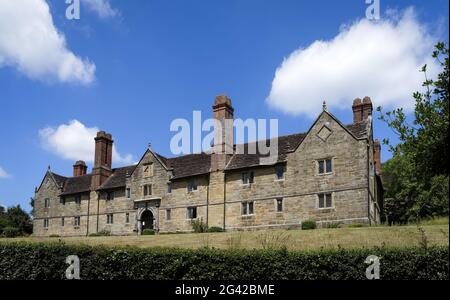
<box><xmin>39</xmin><ymin>120</ymin><xmax>133</xmax><ymax>166</ymax></box>
<box><xmin>0</xmin><ymin>167</ymin><xmax>11</xmax><ymax>179</ymax></box>
<box><xmin>82</xmin><ymin>0</ymin><xmax>119</xmax><ymax>18</ymax></box>
<box><xmin>267</xmin><ymin>8</ymin><xmax>440</xmax><ymax>117</ymax></box>
<box><xmin>0</xmin><ymin>0</ymin><xmax>95</xmax><ymax>85</ymax></box>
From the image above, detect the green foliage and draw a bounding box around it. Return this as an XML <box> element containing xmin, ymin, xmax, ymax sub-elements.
<box><xmin>191</xmin><ymin>218</ymin><xmax>208</xmax><ymax>233</ymax></box>
<box><xmin>89</xmin><ymin>230</ymin><xmax>111</xmax><ymax>237</ymax></box>
<box><xmin>378</xmin><ymin>42</ymin><xmax>449</xmax><ymax>224</ymax></box>
<box><xmin>0</xmin><ymin>243</ymin><xmax>447</xmax><ymax>280</ymax></box>
<box><xmin>326</xmin><ymin>223</ymin><xmax>340</xmax><ymax>229</ymax></box>
<box><xmin>301</xmin><ymin>220</ymin><xmax>317</xmax><ymax>230</ymax></box>
<box><xmin>49</xmin><ymin>234</ymin><xmax>60</xmax><ymax>238</ymax></box>
<box><xmin>142</xmin><ymin>229</ymin><xmax>155</xmax><ymax>235</ymax></box>
<box><xmin>2</xmin><ymin>227</ymin><xmax>20</xmax><ymax>238</ymax></box>
<box><xmin>0</xmin><ymin>205</ymin><xmax>32</xmax><ymax>236</ymax></box>
<box><xmin>207</xmin><ymin>227</ymin><xmax>224</xmax><ymax>233</ymax></box>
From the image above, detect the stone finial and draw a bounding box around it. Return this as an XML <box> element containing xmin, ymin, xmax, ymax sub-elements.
<box><xmin>322</xmin><ymin>101</ymin><xmax>328</xmax><ymax>111</ymax></box>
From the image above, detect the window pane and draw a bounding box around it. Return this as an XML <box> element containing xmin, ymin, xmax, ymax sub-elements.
<box><xmin>249</xmin><ymin>172</ymin><xmax>254</xmax><ymax>183</ymax></box>
<box><xmin>242</xmin><ymin>203</ymin><xmax>247</xmax><ymax>215</ymax></box>
<box><xmin>192</xmin><ymin>208</ymin><xmax>197</xmax><ymax>219</ymax></box>
<box><xmin>276</xmin><ymin>167</ymin><xmax>284</xmax><ymax>180</ymax></box>
<box><xmin>326</xmin><ymin>194</ymin><xmax>332</xmax><ymax>208</ymax></box>
<box><xmin>242</xmin><ymin>173</ymin><xmax>248</xmax><ymax>184</ymax></box>
<box><xmin>248</xmin><ymin>202</ymin><xmax>254</xmax><ymax>214</ymax></box>
<box><xmin>318</xmin><ymin>161</ymin><xmax>324</xmax><ymax>174</ymax></box>
<box><xmin>326</xmin><ymin>159</ymin><xmax>332</xmax><ymax>173</ymax></box>
<box><xmin>277</xmin><ymin>199</ymin><xmax>283</xmax><ymax>212</ymax></box>
<box><xmin>319</xmin><ymin>194</ymin><xmax>325</xmax><ymax>208</ymax></box>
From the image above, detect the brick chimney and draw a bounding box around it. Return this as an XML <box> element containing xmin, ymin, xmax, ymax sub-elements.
<box><xmin>211</xmin><ymin>95</ymin><xmax>234</xmax><ymax>171</ymax></box>
<box><xmin>91</xmin><ymin>131</ymin><xmax>113</xmax><ymax>190</ymax></box>
<box><xmin>374</xmin><ymin>139</ymin><xmax>382</xmax><ymax>174</ymax></box>
<box><xmin>73</xmin><ymin>160</ymin><xmax>87</xmax><ymax>177</ymax></box>
<box><xmin>352</xmin><ymin>96</ymin><xmax>373</xmax><ymax>123</ymax></box>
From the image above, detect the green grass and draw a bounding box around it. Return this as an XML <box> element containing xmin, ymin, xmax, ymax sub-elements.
<box><xmin>1</xmin><ymin>224</ymin><xmax>448</xmax><ymax>251</ymax></box>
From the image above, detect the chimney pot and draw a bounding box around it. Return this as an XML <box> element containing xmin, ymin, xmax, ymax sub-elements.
<box><xmin>73</xmin><ymin>160</ymin><xmax>87</xmax><ymax>177</ymax></box>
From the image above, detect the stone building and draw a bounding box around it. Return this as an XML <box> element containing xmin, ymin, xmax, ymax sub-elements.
<box><xmin>33</xmin><ymin>96</ymin><xmax>383</xmax><ymax>236</ymax></box>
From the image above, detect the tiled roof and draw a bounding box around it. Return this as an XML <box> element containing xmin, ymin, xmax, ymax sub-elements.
<box><xmin>225</xmin><ymin>133</ymin><xmax>307</xmax><ymax>171</ymax></box>
<box><xmin>97</xmin><ymin>165</ymin><xmax>137</xmax><ymax>191</ymax></box>
<box><xmin>49</xmin><ymin>121</ymin><xmax>368</xmax><ymax>193</ymax></box>
<box><xmin>60</xmin><ymin>174</ymin><xmax>93</xmax><ymax>196</ymax></box>
<box><xmin>166</xmin><ymin>153</ymin><xmax>211</xmax><ymax>180</ymax></box>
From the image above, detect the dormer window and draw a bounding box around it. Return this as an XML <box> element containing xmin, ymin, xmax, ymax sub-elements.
<box><xmin>275</xmin><ymin>166</ymin><xmax>285</xmax><ymax>181</ymax></box>
<box><xmin>75</xmin><ymin>195</ymin><xmax>81</xmax><ymax>205</ymax></box>
<box><xmin>106</xmin><ymin>191</ymin><xmax>115</xmax><ymax>201</ymax></box>
<box><xmin>187</xmin><ymin>181</ymin><xmax>198</xmax><ymax>192</ymax></box>
<box><xmin>242</xmin><ymin>171</ymin><xmax>254</xmax><ymax>185</ymax></box>
<box><xmin>143</xmin><ymin>163</ymin><xmax>154</xmax><ymax>177</ymax></box>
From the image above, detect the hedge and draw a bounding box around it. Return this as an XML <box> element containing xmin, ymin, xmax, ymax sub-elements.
<box><xmin>0</xmin><ymin>243</ymin><xmax>448</xmax><ymax>280</ymax></box>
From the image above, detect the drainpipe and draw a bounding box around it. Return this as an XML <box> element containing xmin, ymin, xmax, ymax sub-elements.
<box><xmin>223</xmin><ymin>172</ymin><xmax>227</xmax><ymax>231</ymax></box>
<box><xmin>96</xmin><ymin>192</ymin><xmax>100</xmax><ymax>233</ymax></box>
<box><xmin>367</xmin><ymin>141</ymin><xmax>371</xmax><ymax>226</ymax></box>
<box><xmin>86</xmin><ymin>192</ymin><xmax>90</xmax><ymax>236</ymax></box>
<box><xmin>206</xmin><ymin>174</ymin><xmax>210</xmax><ymax>228</ymax></box>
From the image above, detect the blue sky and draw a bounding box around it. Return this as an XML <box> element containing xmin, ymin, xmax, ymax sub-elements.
<box><xmin>0</xmin><ymin>0</ymin><xmax>448</xmax><ymax>212</ymax></box>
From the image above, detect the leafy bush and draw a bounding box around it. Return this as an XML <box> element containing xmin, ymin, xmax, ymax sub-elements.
<box><xmin>326</xmin><ymin>223</ymin><xmax>340</xmax><ymax>229</ymax></box>
<box><xmin>2</xmin><ymin>227</ymin><xmax>20</xmax><ymax>238</ymax></box>
<box><xmin>191</xmin><ymin>218</ymin><xmax>208</xmax><ymax>233</ymax></box>
<box><xmin>0</xmin><ymin>243</ymin><xmax>447</xmax><ymax>280</ymax></box>
<box><xmin>49</xmin><ymin>234</ymin><xmax>60</xmax><ymax>238</ymax></box>
<box><xmin>207</xmin><ymin>227</ymin><xmax>224</xmax><ymax>233</ymax></box>
<box><xmin>142</xmin><ymin>229</ymin><xmax>155</xmax><ymax>235</ymax></box>
<box><xmin>301</xmin><ymin>220</ymin><xmax>316</xmax><ymax>230</ymax></box>
<box><xmin>89</xmin><ymin>230</ymin><xmax>111</xmax><ymax>237</ymax></box>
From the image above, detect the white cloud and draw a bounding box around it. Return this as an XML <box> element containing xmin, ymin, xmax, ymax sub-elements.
<box><xmin>39</xmin><ymin>120</ymin><xmax>133</xmax><ymax>166</ymax></box>
<box><xmin>0</xmin><ymin>0</ymin><xmax>95</xmax><ymax>85</ymax></box>
<box><xmin>266</xmin><ymin>8</ymin><xmax>440</xmax><ymax>117</ymax></box>
<box><xmin>82</xmin><ymin>0</ymin><xmax>119</xmax><ymax>18</ymax></box>
<box><xmin>0</xmin><ymin>167</ymin><xmax>11</xmax><ymax>179</ymax></box>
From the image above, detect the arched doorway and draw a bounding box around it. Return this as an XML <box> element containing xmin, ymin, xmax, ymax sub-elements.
<box><xmin>141</xmin><ymin>210</ymin><xmax>154</xmax><ymax>230</ymax></box>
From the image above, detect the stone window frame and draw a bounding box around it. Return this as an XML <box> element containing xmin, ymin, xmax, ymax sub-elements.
<box><xmin>241</xmin><ymin>201</ymin><xmax>255</xmax><ymax>216</ymax></box>
<box><xmin>143</xmin><ymin>162</ymin><xmax>154</xmax><ymax>178</ymax></box>
<box><xmin>125</xmin><ymin>213</ymin><xmax>130</xmax><ymax>224</ymax></box>
<box><xmin>166</xmin><ymin>209</ymin><xmax>172</xmax><ymax>221</ymax></box>
<box><xmin>143</xmin><ymin>184</ymin><xmax>153</xmax><ymax>197</ymax></box>
<box><xmin>74</xmin><ymin>195</ymin><xmax>82</xmax><ymax>205</ymax></box>
<box><xmin>44</xmin><ymin>198</ymin><xmax>50</xmax><ymax>209</ymax></box>
<box><xmin>316</xmin><ymin>158</ymin><xmax>334</xmax><ymax>176</ymax></box>
<box><xmin>74</xmin><ymin>216</ymin><xmax>81</xmax><ymax>228</ymax></box>
<box><xmin>126</xmin><ymin>188</ymin><xmax>131</xmax><ymax>199</ymax></box>
<box><xmin>167</xmin><ymin>182</ymin><xmax>172</xmax><ymax>194</ymax></box>
<box><xmin>43</xmin><ymin>218</ymin><xmax>49</xmax><ymax>229</ymax></box>
<box><xmin>275</xmin><ymin>198</ymin><xmax>284</xmax><ymax>213</ymax></box>
<box><xmin>186</xmin><ymin>207</ymin><xmax>197</xmax><ymax>220</ymax></box>
<box><xmin>187</xmin><ymin>180</ymin><xmax>198</xmax><ymax>193</ymax></box>
<box><xmin>241</xmin><ymin>171</ymin><xmax>255</xmax><ymax>186</ymax></box>
<box><xmin>275</xmin><ymin>165</ymin><xmax>285</xmax><ymax>181</ymax></box>
<box><xmin>316</xmin><ymin>192</ymin><xmax>334</xmax><ymax>210</ymax></box>
<box><xmin>107</xmin><ymin>213</ymin><xmax>114</xmax><ymax>224</ymax></box>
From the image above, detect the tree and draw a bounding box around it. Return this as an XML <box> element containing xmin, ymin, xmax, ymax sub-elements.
<box><xmin>378</xmin><ymin>42</ymin><xmax>449</xmax><ymax>223</ymax></box>
<box><xmin>5</xmin><ymin>205</ymin><xmax>33</xmax><ymax>235</ymax></box>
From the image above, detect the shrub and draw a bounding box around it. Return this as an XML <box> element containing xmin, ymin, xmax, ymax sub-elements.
<box><xmin>49</xmin><ymin>234</ymin><xmax>60</xmax><ymax>238</ymax></box>
<box><xmin>301</xmin><ymin>220</ymin><xmax>316</xmax><ymax>230</ymax></box>
<box><xmin>89</xmin><ymin>230</ymin><xmax>111</xmax><ymax>237</ymax></box>
<box><xmin>207</xmin><ymin>227</ymin><xmax>224</xmax><ymax>233</ymax></box>
<box><xmin>0</xmin><ymin>243</ymin><xmax>447</xmax><ymax>280</ymax></box>
<box><xmin>326</xmin><ymin>223</ymin><xmax>340</xmax><ymax>229</ymax></box>
<box><xmin>2</xmin><ymin>227</ymin><xmax>19</xmax><ymax>238</ymax></box>
<box><xmin>191</xmin><ymin>218</ymin><xmax>208</xmax><ymax>233</ymax></box>
<box><xmin>142</xmin><ymin>229</ymin><xmax>155</xmax><ymax>235</ymax></box>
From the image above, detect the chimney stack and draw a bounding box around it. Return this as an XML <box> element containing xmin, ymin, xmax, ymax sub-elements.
<box><xmin>91</xmin><ymin>131</ymin><xmax>113</xmax><ymax>190</ymax></box>
<box><xmin>73</xmin><ymin>160</ymin><xmax>87</xmax><ymax>177</ymax></box>
<box><xmin>374</xmin><ymin>139</ymin><xmax>382</xmax><ymax>174</ymax></box>
<box><xmin>352</xmin><ymin>96</ymin><xmax>373</xmax><ymax>123</ymax></box>
<box><xmin>211</xmin><ymin>95</ymin><xmax>234</xmax><ymax>171</ymax></box>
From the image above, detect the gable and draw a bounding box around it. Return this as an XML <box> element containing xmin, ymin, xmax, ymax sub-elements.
<box><xmin>36</xmin><ymin>171</ymin><xmax>65</xmax><ymax>194</ymax></box>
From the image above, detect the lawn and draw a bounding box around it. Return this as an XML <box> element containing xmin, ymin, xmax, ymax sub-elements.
<box><xmin>2</xmin><ymin>224</ymin><xmax>448</xmax><ymax>251</ymax></box>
